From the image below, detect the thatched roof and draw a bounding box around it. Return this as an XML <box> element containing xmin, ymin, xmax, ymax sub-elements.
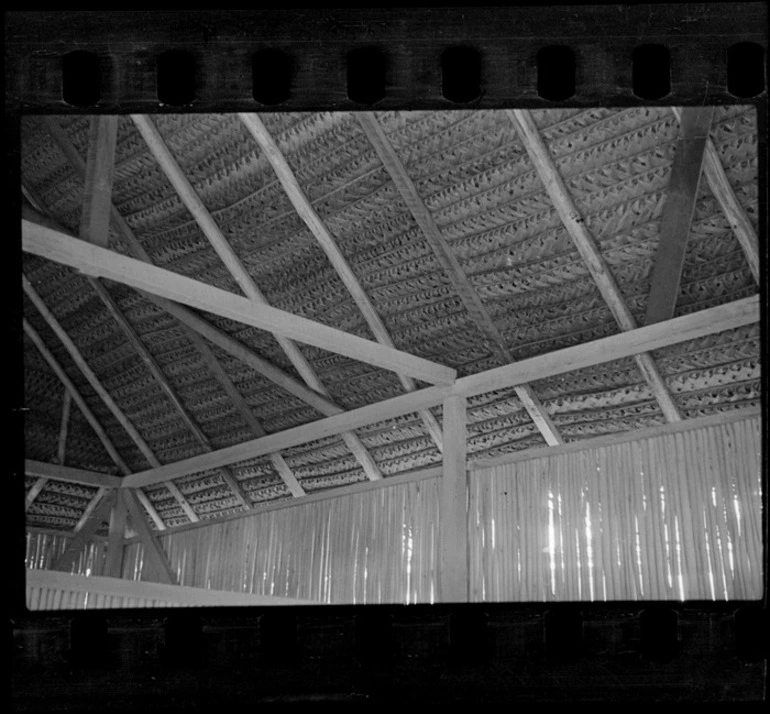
<box><xmin>21</xmin><ymin>106</ymin><xmax>760</xmax><ymax>532</ymax></box>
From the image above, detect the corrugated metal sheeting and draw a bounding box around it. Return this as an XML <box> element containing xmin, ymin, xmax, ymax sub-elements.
<box><xmin>470</xmin><ymin>415</ymin><xmax>762</xmax><ymax>601</ymax></box>
<box><xmin>27</xmin><ymin>415</ymin><xmax>761</xmax><ymax>605</ymax></box>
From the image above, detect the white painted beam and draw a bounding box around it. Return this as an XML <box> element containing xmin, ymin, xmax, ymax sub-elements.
<box><xmin>118</xmin><ymin>295</ymin><xmax>758</xmax><ymax>489</ymax></box>
<box><xmin>439</xmin><ymin>394</ymin><xmax>469</xmax><ymax>603</ymax></box>
<box><xmin>22</xmin><ymin>218</ymin><xmax>457</xmax><ymax>386</ymax></box>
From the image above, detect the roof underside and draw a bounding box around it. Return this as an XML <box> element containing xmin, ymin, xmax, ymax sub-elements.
<box><xmin>22</xmin><ymin>106</ymin><xmax>760</xmax><ymax>531</ymax></box>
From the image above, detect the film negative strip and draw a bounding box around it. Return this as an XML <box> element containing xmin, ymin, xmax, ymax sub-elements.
<box><xmin>8</xmin><ymin>5</ymin><xmax>768</xmax><ymax>707</ymax></box>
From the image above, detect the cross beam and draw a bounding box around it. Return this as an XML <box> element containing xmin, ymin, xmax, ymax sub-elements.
<box><xmin>22</xmin><ymin>217</ymin><xmax>457</xmax><ymax>386</ymax></box>
<box><xmin>118</xmin><ymin>295</ymin><xmax>758</xmax><ymax>488</ymax></box>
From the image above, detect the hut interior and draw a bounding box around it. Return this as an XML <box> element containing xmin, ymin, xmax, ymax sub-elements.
<box><xmin>20</xmin><ymin>106</ymin><xmax>762</xmax><ymax>608</ymax></box>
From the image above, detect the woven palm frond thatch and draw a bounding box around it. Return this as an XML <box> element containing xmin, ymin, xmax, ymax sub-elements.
<box><xmin>22</xmin><ymin>106</ymin><xmax>759</xmax><ymax>531</ymax></box>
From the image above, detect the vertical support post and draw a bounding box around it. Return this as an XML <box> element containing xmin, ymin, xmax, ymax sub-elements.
<box><xmin>440</xmin><ymin>394</ymin><xmax>469</xmax><ymax>603</ymax></box>
<box><xmin>104</xmin><ymin>490</ymin><xmax>128</xmax><ymax>578</ymax></box>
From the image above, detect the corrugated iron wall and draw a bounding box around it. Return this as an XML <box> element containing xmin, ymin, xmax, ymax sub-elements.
<box><xmin>27</xmin><ymin>415</ymin><xmax>761</xmax><ymax>604</ymax></box>
<box><xmin>470</xmin><ymin>415</ymin><xmax>762</xmax><ymax>601</ymax></box>
<box><xmin>124</xmin><ymin>477</ymin><xmax>442</xmax><ymax>604</ymax></box>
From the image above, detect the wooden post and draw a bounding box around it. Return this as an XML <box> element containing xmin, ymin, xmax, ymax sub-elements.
<box><xmin>440</xmin><ymin>394</ymin><xmax>469</xmax><ymax>602</ymax></box>
<box><xmin>80</xmin><ymin>116</ymin><xmax>118</xmax><ymax>247</ymax></box>
<box><xmin>104</xmin><ymin>491</ymin><xmax>128</xmax><ymax>578</ymax></box>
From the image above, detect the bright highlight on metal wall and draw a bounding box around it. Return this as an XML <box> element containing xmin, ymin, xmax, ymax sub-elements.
<box><xmin>470</xmin><ymin>414</ymin><xmax>762</xmax><ymax>602</ymax></box>
<box><xmin>125</xmin><ymin>478</ymin><xmax>441</xmax><ymax>604</ymax></box>
<box><xmin>27</xmin><ymin>415</ymin><xmax>761</xmax><ymax>605</ymax></box>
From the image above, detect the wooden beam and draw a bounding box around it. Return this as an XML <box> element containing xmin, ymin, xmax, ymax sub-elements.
<box><xmin>646</xmin><ymin>107</ymin><xmax>715</xmax><ymax>325</ymax></box>
<box><xmin>52</xmin><ymin>489</ymin><xmax>117</xmax><ymax>572</ymax></box>
<box><xmin>25</xmin><ymin>477</ymin><xmax>48</xmax><ymax>511</ymax></box>
<box><xmin>178</xmin><ymin>322</ymin><xmax>304</xmax><ymax>498</ymax></box>
<box><xmin>671</xmin><ymin>107</ymin><xmax>760</xmax><ymax>285</ymax></box>
<box><xmin>123</xmin><ymin>383</ymin><xmax>451</xmax><ymax>488</ymax></box>
<box><xmin>126</xmin><ymin>466</ymin><xmax>444</xmax><ymax>542</ymax></box>
<box><xmin>25</xmin><ymin>460</ymin><xmax>122</xmax><ymax>489</ymax></box>
<box><xmin>23</xmin><ymin>275</ymin><xmax>160</xmax><ymax>466</ymax></box>
<box><xmin>22</xmin><ymin>218</ymin><xmax>457</xmax><ymax>387</ymax></box>
<box><xmin>23</xmin><ymin>320</ymin><xmax>131</xmax><ymax>475</ymax></box>
<box><xmin>123</xmin><ymin>404</ymin><xmax>761</xmax><ymax>541</ymax></box>
<box><xmin>133</xmin><ymin>488</ymin><xmax>167</xmax><ymax>531</ymax></box>
<box><xmin>122</xmin><ymin>489</ymin><xmax>177</xmax><ymax>585</ymax></box>
<box><xmin>119</xmin><ymin>294</ymin><xmax>758</xmax><ymax>489</ymax></box>
<box><xmin>439</xmin><ymin>394</ymin><xmax>469</xmax><ymax>602</ymax></box>
<box><xmin>157</xmin><ymin>295</ymin><xmax>378</xmax><ymax>485</ymax></box>
<box><xmin>147</xmin><ymin>295</ymin><xmax>340</xmax><ymax>417</ymax></box>
<box><xmin>129</xmin><ymin>115</ymin><xmax>387</xmax><ymax>480</ymax></box>
<box><xmin>509</xmin><ymin>109</ymin><xmax>683</xmax><ymax>423</ymax></box>
<box><xmin>88</xmin><ymin>278</ymin><xmax>250</xmax><ymax>511</ymax></box>
<box><xmin>470</xmin><ymin>405</ymin><xmax>761</xmax><ymax>471</ymax></box>
<box><xmin>241</xmin><ymin>112</ymin><xmax>446</xmax><ymax>453</ymax></box>
<box><xmin>104</xmin><ymin>489</ymin><xmax>128</xmax><ymax>578</ymax></box>
<box><xmin>74</xmin><ymin>487</ymin><xmax>108</xmax><ymax>533</ymax></box>
<box><xmin>457</xmin><ymin>295</ymin><xmax>758</xmax><ymax>399</ymax></box>
<box><xmin>56</xmin><ymin>389</ymin><xmax>72</xmax><ymax>464</ymax></box>
<box><xmin>33</xmin><ymin>126</ymin><xmax>377</xmax><ymax>484</ymax></box>
<box><xmin>79</xmin><ymin>116</ymin><xmax>118</xmax><ymax>247</ymax></box>
<box><xmin>165</xmin><ymin>481</ymin><xmax>199</xmax><ymax>523</ymax></box>
<box><xmin>357</xmin><ymin>111</ymin><xmax>562</xmax><ymax>447</ymax></box>
<box><xmin>24</xmin><ymin>276</ymin><xmax>199</xmax><ymax>523</ymax></box>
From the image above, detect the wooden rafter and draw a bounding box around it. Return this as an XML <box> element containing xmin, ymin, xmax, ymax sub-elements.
<box><xmin>22</xmin><ymin>332</ymin><xmax>165</xmax><ymax>530</ymax></box>
<box><xmin>24</xmin><ymin>319</ymin><xmax>131</xmax><ymax>475</ymax></box>
<box><xmin>23</xmin><ymin>277</ymin><xmax>199</xmax><ymax>524</ymax></box>
<box><xmin>509</xmin><ymin>109</ymin><xmax>683</xmax><ymax>423</ymax></box>
<box><xmin>22</xmin><ymin>217</ymin><xmax>457</xmax><ymax>387</ymax></box>
<box><xmin>133</xmin><ymin>488</ymin><xmax>167</xmax><ymax>531</ymax></box>
<box><xmin>56</xmin><ymin>389</ymin><xmax>72</xmax><ymax>464</ymax></box>
<box><xmin>120</xmin><ymin>295</ymin><xmax>758</xmax><ymax>489</ymax></box>
<box><xmin>79</xmin><ymin>116</ymin><xmax>118</xmax><ymax>247</ymax></box>
<box><xmin>119</xmin><ymin>404</ymin><xmax>759</xmax><ymax>541</ymax></box>
<box><xmin>122</xmin><ymin>489</ymin><xmax>176</xmax><ymax>585</ymax></box>
<box><xmin>25</xmin><ymin>460</ymin><xmax>121</xmax><ymax>488</ymax></box>
<box><xmin>130</xmin><ymin>114</ymin><xmax>390</xmax><ymax>480</ymax></box>
<box><xmin>26</xmin><ymin>179</ymin><xmax>302</xmax><ymax>503</ymax></box>
<box><xmin>38</xmin><ymin>121</ymin><xmax>367</xmax><ymax>491</ymax></box>
<box><xmin>670</xmin><ymin>107</ymin><xmax>760</xmax><ymax>285</ymax></box>
<box><xmin>239</xmin><ymin>112</ymin><xmax>445</xmax><ymax>453</ymax></box>
<box><xmin>645</xmin><ymin>107</ymin><xmax>715</xmax><ymax>325</ymax></box>
<box><xmin>25</xmin><ymin>478</ymin><xmax>48</xmax><ymax>511</ymax></box>
<box><xmin>87</xmin><ymin>278</ymin><xmax>252</xmax><ymax>512</ymax></box>
<box><xmin>74</xmin><ymin>487</ymin><xmax>108</xmax><ymax>533</ymax></box>
<box><xmin>356</xmin><ymin>111</ymin><xmax>563</xmax><ymax>447</ymax></box>
<box><xmin>179</xmin><ymin>322</ymin><xmax>305</xmax><ymax>497</ymax></box>
<box><xmin>52</xmin><ymin>489</ymin><xmax>117</xmax><ymax>572</ymax></box>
